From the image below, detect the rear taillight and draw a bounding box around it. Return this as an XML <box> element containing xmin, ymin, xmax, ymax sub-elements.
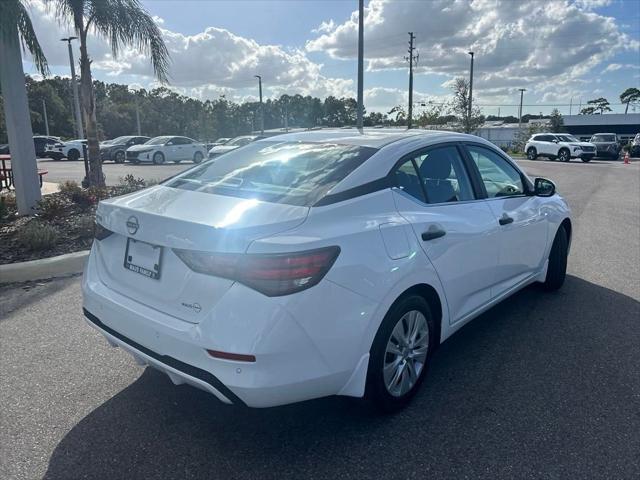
<box><xmin>94</xmin><ymin>222</ymin><xmax>113</xmax><ymax>241</ymax></box>
<box><xmin>173</xmin><ymin>246</ymin><xmax>340</xmax><ymax>297</ymax></box>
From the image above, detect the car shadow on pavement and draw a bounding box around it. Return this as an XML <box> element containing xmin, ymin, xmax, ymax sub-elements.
<box><xmin>44</xmin><ymin>275</ymin><xmax>640</xmax><ymax>480</ymax></box>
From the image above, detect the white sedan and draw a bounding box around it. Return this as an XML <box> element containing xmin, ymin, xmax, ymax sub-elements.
<box><xmin>126</xmin><ymin>136</ymin><xmax>207</xmax><ymax>164</ymax></box>
<box><xmin>83</xmin><ymin>129</ymin><xmax>571</xmax><ymax>411</ymax></box>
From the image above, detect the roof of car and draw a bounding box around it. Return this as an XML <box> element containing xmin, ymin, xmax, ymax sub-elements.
<box><xmin>257</xmin><ymin>128</ymin><xmax>474</xmax><ymax>149</ymax></box>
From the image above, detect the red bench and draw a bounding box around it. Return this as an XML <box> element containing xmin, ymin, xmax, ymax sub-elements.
<box><xmin>0</xmin><ymin>155</ymin><xmax>48</xmax><ymax>192</ymax></box>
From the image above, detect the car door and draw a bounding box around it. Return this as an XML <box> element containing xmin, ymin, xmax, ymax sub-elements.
<box><xmin>392</xmin><ymin>144</ymin><xmax>501</xmax><ymax>324</ymax></box>
<box><xmin>164</xmin><ymin>137</ymin><xmax>180</xmax><ymax>161</ymax></box>
<box><xmin>463</xmin><ymin>143</ymin><xmax>549</xmax><ymax>297</ymax></box>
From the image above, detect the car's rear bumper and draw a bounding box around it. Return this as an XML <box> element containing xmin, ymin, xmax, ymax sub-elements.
<box><xmin>82</xmin><ymin>247</ymin><xmax>376</xmax><ymax>407</ymax></box>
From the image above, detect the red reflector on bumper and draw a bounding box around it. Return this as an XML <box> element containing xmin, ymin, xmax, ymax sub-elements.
<box><xmin>206</xmin><ymin>349</ymin><xmax>256</xmax><ymax>362</ymax></box>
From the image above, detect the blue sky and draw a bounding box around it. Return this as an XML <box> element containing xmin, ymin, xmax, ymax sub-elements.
<box><xmin>24</xmin><ymin>0</ymin><xmax>640</xmax><ymax>116</ymax></box>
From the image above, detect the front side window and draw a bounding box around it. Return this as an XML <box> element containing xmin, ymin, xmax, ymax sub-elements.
<box><xmin>467</xmin><ymin>145</ymin><xmax>525</xmax><ymax>198</ymax></box>
<box><xmin>165</xmin><ymin>141</ymin><xmax>377</xmax><ymax>206</ymax></box>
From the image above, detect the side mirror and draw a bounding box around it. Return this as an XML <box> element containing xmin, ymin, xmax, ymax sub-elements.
<box><xmin>552</xmin><ymin>139</ymin><xmax>559</xmax><ymax>143</ymax></box>
<box><xmin>534</xmin><ymin>177</ymin><xmax>556</xmax><ymax>197</ymax></box>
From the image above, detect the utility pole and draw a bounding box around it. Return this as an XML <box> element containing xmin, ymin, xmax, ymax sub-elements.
<box><xmin>356</xmin><ymin>0</ymin><xmax>364</xmax><ymax>130</ymax></box>
<box><xmin>405</xmin><ymin>32</ymin><xmax>418</xmax><ymax>129</ymax></box>
<box><xmin>254</xmin><ymin>75</ymin><xmax>264</xmax><ymax>134</ymax></box>
<box><xmin>61</xmin><ymin>37</ymin><xmax>83</xmax><ymax>139</ymax></box>
<box><xmin>569</xmin><ymin>96</ymin><xmax>573</xmax><ymax>115</ymax></box>
<box><xmin>467</xmin><ymin>51</ymin><xmax>474</xmax><ymax>131</ymax></box>
<box><xmin>518</xmin><ymin>88</ymin><xmax>526</xmax><ymax>131</ymax></box>
<box><xmin>42</xmin><ymin>99</ymin><xmax>49</xmax><ymax>136</ymax></box>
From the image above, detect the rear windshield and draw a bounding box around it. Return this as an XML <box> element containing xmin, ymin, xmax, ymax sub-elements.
<box><xmin>590</xmin><ymin>134</ymin><xmax>616</xmax><ymax>142</ymax></box>
<box><xmin>165</xmin><ymin>141</ymin><xmax>377</xmax><ymax>206</ymax></box>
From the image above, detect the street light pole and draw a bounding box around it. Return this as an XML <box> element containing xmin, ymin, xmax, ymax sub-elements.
<box><xmin>518</xmin><ymin>88</ymin><xmax>526</xmax><ymax>131</ymax></box>
<box><xmin>254</xmin><ymin>75</ymin><xmax>264</xmax><ymax>135</ymax></box>
<box><xmin>61</xmin><ymin>37</ymin><xmax>84</xmax><ymax>139</ymax></box>
<box><xmin>467</xmin><ymin>51</ymin><xmax>474</xmax><ymax>132</ymax></box>
<box><xmin>42</xmin><ymin>99</ymin><xmax>49</xmax><ymax>136</ymax></box>
<box><xmin>356</xmin><ymin>0</ymin><xmax>364</xmax><ymax>130</ymax></box>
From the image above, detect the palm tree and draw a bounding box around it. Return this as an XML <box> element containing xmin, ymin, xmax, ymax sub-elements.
<box><xmin>52</xmin><ymin>0</ymin><xmax>170</xmax><ymax>187</ymax></box>
<box><xmin>0</xmin><ymin>0</ymin><xmax>48</xmax><ymax>214</ymax></box>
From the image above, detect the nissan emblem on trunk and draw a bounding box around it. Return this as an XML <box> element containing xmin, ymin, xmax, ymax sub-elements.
<box><xmin>126</xmin><ymin>216</ymin><xmax>139</xmax><ymax>235</ymax></box>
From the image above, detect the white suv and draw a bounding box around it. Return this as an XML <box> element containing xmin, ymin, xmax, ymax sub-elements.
<box><xmin>525</xmin><ymin>134</ymin><xmax>596</xmax><ymax>162</ymax></box>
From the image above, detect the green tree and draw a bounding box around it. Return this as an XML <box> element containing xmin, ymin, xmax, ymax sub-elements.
<box><xmin>387</xmin><ymin>105</ymin><xmax>406</xmax><ymax>124</ymax></box>
<box><xmin>450</xmin><ymin>77</ymin><xmax>483</xmax><ymax>133</ymax></box>
<box><xmin>0</xmin><ymin>0</ymin><xmax>48</xmax><ymax>214</ymax></box>
<box><xmin>580</xmin><ymin>97</ymin><xmax>611</xmax><ymax>115</ymax></box>
<box><xmin>620</xmin><ymin>87</ymin><xmax>640</xmax><ymax>114</ymax></box>
<box><xmin>549</xmin><ymin>108</ymin><xmax>564</xmax><ymax>133</ymax></box>
<box><xmin>52</xmin><ymin>0</ymin><xmax>170</xmax><ymax>187</ymax></box>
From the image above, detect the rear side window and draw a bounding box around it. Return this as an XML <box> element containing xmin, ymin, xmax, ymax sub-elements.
<box><xmin>467</xmin><ymin>145</ymin><xmax>524</xmax><ymax>198</ymax></box>
<box><xmin>165</xmin><ymin>141</ymin><xmax>377</xmax><ymax>206</ymax></box>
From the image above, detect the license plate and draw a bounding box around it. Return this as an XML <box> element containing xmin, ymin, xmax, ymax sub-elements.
<box><xmin>124</xmin><ymin>238</ymin><xmax>162</xmax><ymax>280</ymax></box>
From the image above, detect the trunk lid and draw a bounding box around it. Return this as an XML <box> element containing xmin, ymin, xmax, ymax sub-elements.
<box><xmin>94</xmin><ymin>185</ymin><xmax>309</xmax><ymax>323</ymax></box>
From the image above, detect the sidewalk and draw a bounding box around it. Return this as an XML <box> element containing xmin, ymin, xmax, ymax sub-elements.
<box><xmin>42</xmin><ymin>181</ymin><xmax>59</xmax><ymax>195</ymax></box>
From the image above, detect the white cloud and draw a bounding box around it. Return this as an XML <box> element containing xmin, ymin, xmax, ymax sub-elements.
<box><xmin>307</xmin><ymin>0</ymin><xmax>637</xmax><ymax>99</ymax></box>
<box><xmin>603</xmin><ymin>63</ymin><xmax>640</xmax><ymax>73</ymax></box>
<box><xmin>24</xmin><ymin>0</ymin><xmax>352</xmax><ymax>101</ymax></box>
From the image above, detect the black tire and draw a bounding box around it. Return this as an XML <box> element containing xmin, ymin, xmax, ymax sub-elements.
<box><xmin>581</xmin><ymin>157</ymin><xmax>591</xmax><ymax>163</ymax></box>
<box><xmin>152</xmin><ymin>152</ymin><xmax>165</xmax><ymax>165</ymax></box>
<box><xmin>67</xmin><ymin>148</ymin><xmax>80</xmax><ymax>162</ymax></box>
<box><xmin>366</xmin><ymin>294</ymin><xmax>437</xmax><ymax>412</ymax></box>
<box><xmin>193</xmin><ymin>151</ymin><xmax>204</xmax><ymax>163</ymax></box>
<box><xmin>558</xmin><ymin>148</ymin><xmax>570</xmax><ymax>162</ymax></box>
<box><xmin>542</xmin><ymin>226</ymin><xmax>568</xmax><ymax>291</ymax></box>
<box><xmin>527</xmin><ymin>147</ymin><xmax>537</xmax><ymax>160</ymax></box>
<box><xmin>114</xmin><ymin>150</ymin><xmax>126</xmax><ymax>164</ymax></box>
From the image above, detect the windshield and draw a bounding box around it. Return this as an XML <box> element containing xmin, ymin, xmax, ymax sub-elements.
<box><xmin>165</xmin><ymin>141</ymin><xmax>377</xmax><ymax>206</ymax></box>
<box><xmin>228</xmin><ymin>137</ymin><xmax>253</xmax><ymax>146</ymax></box>
<box><xmin>110</xmin><ymin>136</ymin><xmax>133</xmax><ymax>144</ymax></box>
<box><xmin>215</xmin><ymin>137</ymin><xmax>230</xmax><ymax>143</ymax></box>
<box><xmin>557</xmin><ymin>135</ymin><xmax>579</xmax><ymax>142</ymax></box>
<box><xmin>590</xmin><ymin>134</ymin><xmax>616</xmax><ymax>142</ymax></box>
<box><xmin>145</xmin><ymin>136</ymin><xmax>172</xmax><ymax>145</ymax></box>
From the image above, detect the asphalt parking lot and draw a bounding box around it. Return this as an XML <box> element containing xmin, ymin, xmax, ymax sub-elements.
<box><xmin>1</xmin><ymin>159</ymin><xmax>639</xmax><ymax>479</ymax></box>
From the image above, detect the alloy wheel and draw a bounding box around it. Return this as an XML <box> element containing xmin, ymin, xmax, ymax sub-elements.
<box><xmin>383</xmin><ymin>310</ymin><xmax>429</xmax><ymax>397</ymax></box>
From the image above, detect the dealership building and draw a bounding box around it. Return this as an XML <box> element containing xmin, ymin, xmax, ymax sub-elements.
<box><xmin>474</xmin><ymin>113</ymin><xmax>640</xmax><ymax>149</ymax></box>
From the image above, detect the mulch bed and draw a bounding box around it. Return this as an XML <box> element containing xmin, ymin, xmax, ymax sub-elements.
<box><xmin>0</xmin><ymin>178</ymin><xmax>147</xmax><ymax>265</ymax></box>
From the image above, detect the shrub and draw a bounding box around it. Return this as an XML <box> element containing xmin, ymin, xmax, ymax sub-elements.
<box><xmin>0</xmin><ymin>197</ymin><xmax>8</xmax><ymax>222</ymax></box>
<box><xmin>37</xmin><ymin>195</ymin><xmax>67</xmax><ymax>220</ymax></box>
<box><xmin>71</xmin><ymin>188</ymin><xmax>95</xmax><ymax>209</ymax></box>
<box><xmin>18</xmin><ymin>221</ymin><xmax>58</xmax><ymax>251</ymax></box>
<box><xmin>76</xmin><ymin>216</ymin><xmax>96</xmax><ymax>238</ymax></box>
<box><xmin>116</xmin><ymin>174</ymin><xmax>147</xmax><ymax>195</ymax></box>
<box><xmin>59</xmin><ymin>180</ymin><xmax>82</xmax><ymax>199</ymax></box>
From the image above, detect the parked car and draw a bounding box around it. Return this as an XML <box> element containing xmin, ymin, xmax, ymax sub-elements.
<box><xmin>100</xmin><ymin>136</ymin><xmax>150</xmax><ymax>163</ymax></box>
<box><xmin>33</xmin><ymin>136</ymin><xmax>65</xmax><ymax>160</ymax></box>
<box><xmin>205</xmin><ymin>137</ymin><xmax>231</xmax><ymax>151</ymax></box>
<box><xmin>208</xmin><ymin>135</ymin><xmax>262</xmax><ymax>158</ymax></box>
<box><xmin>61</xmin><ymin>139</ymin><xmax>87</xmax><ymax>161</ymax></box>
<box><xmin>126</xmin><ymin>136</ymin><xmax>207</xmax><ymax>164</ymax></box>
<box><xmin>83</xmin><ymin>129</ymin><xmax>571</xmax><ymax>411</ymax></box>
<box><xmin>525</xmin><ymin>133</ymin><xmax>596</xmax><ymax>162</ymax></box>
<box><xmin>589</xmin><ymin>133</ymin><xmax>621</xmax><ymax>159</ymax></box>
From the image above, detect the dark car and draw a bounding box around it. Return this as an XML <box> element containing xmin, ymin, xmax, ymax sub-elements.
<box><xmin>630</xmin><ymin>133</ymin><xmax>640</xmax><ymax>157</ymax></box>
<box><xmin>100</xmin><ymin>135</ymin><xmax>150</xmax><ymax>163</ymax></box>
<box><xmin>0</xmin><ymin>136</ymin><xmax>64</xmax><ymax>160</ymax></box>
<box><xmin>589</xmin><ymin>133</ymin><xmax>621</xmax><ymax>159</ymax></box>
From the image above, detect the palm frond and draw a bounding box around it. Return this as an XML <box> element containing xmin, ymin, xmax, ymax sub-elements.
<box><xmin>54</xmin><ymin>0</ymin><xmax>170</xmax><ymax>83</ymax></box>
<box><xmin>0</xmin><ymin>0</ymin><xmax>49</xmax><ymax>76</ymax></box>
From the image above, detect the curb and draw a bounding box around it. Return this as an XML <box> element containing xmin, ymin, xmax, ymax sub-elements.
<box><xmin>0</xmin><ymin>250</ymin><xmax>90</xmax><ymax>285</ymax></box>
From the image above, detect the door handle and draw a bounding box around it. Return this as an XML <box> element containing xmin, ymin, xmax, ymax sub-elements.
<box><xmin>421</xmin><ymin>227</ymin><xmax>446</xmax><ymax>241</ymax></box>
<box><xmin>499</xmin><ymin>215</ymin><xmax>514</xmax><ymax>226</ymax></box>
